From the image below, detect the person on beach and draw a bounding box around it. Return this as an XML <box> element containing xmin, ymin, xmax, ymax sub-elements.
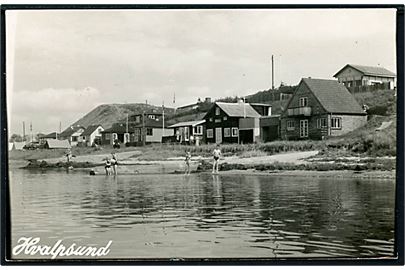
<box><xmin>184</xmin><ymin>151</ymin><xmax>191</xmax><ymax>175</ymax></box>
<box><xmin>111</xmin><ymin>153</ymin><xmax>118</xmax><ymax>175</ymax></box>
<box><xmin>105</xmin><ymin>157</ymin><xmax>112</xmax><ymax>175</ymax></box>
<box><xmin>212</xmin><ymin>144</ymin><xmax>221</xmax><ymax>174</ymax></box>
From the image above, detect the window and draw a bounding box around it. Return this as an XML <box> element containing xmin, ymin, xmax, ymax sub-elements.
<box><xmin>231</xmin><ymin>127</ymin><xmax>238</xmax><ymax>137</ymax></box>
<box><xmin>148</xmin><ymin>115</ymin><xmax>156</xmax><ymax>119</ymax></box>
<box><xmin>147</xmin><ymin>128</ymin><xmax>153</xmax><ymax>136</ymax></box>
<box><xmin>317</xmin><ymin>118</ymin><xmax>328</xmax><ymax>129</ymax></box>
<box><xmin>209</xmin><ymin>118</ymin><xmax>213</xmax><ymax>122</ymax></box>
<box><xmin>105</xmin><ymin>134</ymin><xmax>110</xmax><ymax>140</ymax></box>
<box><xmin>215</xmin><ymin>107</ymin><xmax>220</xmax><ymax>115</ymax></box>
<box><xmin>71</xmin><ymin>136</ymin><xmax>78</xmax><ymax>142</ymax></box>
<box><xmin>224</xmin><ymin>128</ymin><xmax>231</xmax><ymax>137</ymax></box>
<box><xmin>112</xmin><ymin>133</ymin><xmax>118</xmax><ymax>140</ymax></box>
<box><xmin>287</xmin><ymin>121</ymin><xmax>295</xmax><ymax>131</ymax></box>
<box><xmin>331</xmin><ymin>117</ymin><xmax>341</xmax><ymax>129</ymax></box>
<box><xmin>207</xmin><ymin>129</ymin><xmax>213</xmax><ymax>138</ymax></box>
<box><xmin>223</xmin><ymin>116</ymin><xmax>228</xmax><ymax>121</ymax></box>
<box><xmin>135</xmin><ymin>116</ymin><xmax>141</xmax><ymax>123</ymax></box>
<box><xmin>215</xmin><ymin>119</ymin><xmax>221</xmax><ymax>123</ymax></box>
<box><xmin>299</xmin><ymin>97</ymin><xmax>308</xmax><ymax>107</ymax></box>
<box><xmin>184</xmin><ymin>127</ymin><xmax>190</xmax><ymax>141</ymax></box>
<box><xmin>194</xmin><ymin>125</ymin><xmax>203</xmax><ymax>135</ymax></box>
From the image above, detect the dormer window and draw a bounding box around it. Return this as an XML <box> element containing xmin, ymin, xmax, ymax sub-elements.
<box><xmin>299</xmin><ymin>97</ymin><xmax>308</xmax><ymax>107</ymax></box>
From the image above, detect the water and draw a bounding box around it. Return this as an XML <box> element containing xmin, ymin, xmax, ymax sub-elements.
<box><xmin>9</xmin><ymin>169</ymin><xmax>395</xmax><ymax>259</ymax></box>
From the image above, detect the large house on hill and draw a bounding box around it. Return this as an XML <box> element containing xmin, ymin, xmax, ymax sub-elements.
<box><xmin>280</xmin><ymin>78</ymin><xmax>367</xmax><ymax>140</ymax></box>
<box><xmin>333</xmin><ymin>64</ymin><xmax>396</xmax><ymax>90</ymax></box>
<box><xmin>204</xmin><ymin>101</ymin><xmax>261</xmax><ymax>144</ymax></box>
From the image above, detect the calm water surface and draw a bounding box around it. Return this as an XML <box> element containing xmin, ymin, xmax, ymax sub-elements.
<box><xmin>10</xmin><ymin>169</ymin><xmax>395</xmax><ymax>259</ymax></box>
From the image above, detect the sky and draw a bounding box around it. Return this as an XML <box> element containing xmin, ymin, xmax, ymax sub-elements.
<box><xmin>6</xmin><ymin>8</ymin><xmax>397</xmax><ymax>135</ymax></box>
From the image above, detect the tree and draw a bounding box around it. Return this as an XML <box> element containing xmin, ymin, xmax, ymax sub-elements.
<box><xmin>10</xmin><ymin>134</ymin><xmax>22</xmax><ymax>142</ymax></box>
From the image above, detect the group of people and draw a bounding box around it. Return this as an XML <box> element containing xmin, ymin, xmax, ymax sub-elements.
<box><xmin>184</xmin><ymin>144</ymin><xmax>222</xmax><ymax>175</ymax></box>
<box><xmin>105</xmin><ymin>153</ymin><xmax>118</xmax><ymax>175</ymax></box>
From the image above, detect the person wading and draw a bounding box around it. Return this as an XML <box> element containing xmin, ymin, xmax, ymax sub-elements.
<box><xmin>212</xmin><ymin>144</ymin><xmax>221</xmax><ymax>174</ymax></box>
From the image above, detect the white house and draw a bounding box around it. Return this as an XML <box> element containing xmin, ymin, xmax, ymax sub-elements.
<box><xmin>81</xmin><ymin>125</ymin><xmax>104</xmax><ymax>146</ymax></box>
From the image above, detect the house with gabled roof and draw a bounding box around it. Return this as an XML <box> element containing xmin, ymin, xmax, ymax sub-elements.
<box><xmin>333</xmin><ymin>64</ymin><xmax>396</xmax><ymax>90</ymax></box>
<box><xmin>204</xmin><ymin>101</ymin><xmax>261</xmax><ymax>144</ymax></box>
<box><xmin>81</xmin><ymin>125</ymin><xmax>104</xmax><ymax>146</ymax></box>
<box><xmin>280</xmin><ymin>78</ymin><xmax>367</xmax><ymax>140</ymax></box>
<box><xmin>59</xmin><ymin>125</ymin><xmax>86</xmax><ymax>146</ymax></box>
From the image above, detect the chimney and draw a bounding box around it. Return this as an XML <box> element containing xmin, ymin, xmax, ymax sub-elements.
<box><xmin>205</xmin><ymin>97</ymin><xmax>211</xmax><ymax>103</ymax></box>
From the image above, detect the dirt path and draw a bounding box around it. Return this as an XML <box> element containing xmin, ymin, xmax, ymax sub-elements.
<box><xmin>223</xmin><ymin>151</ymin><xmax>319</xmax><ymax>165</ymax></box>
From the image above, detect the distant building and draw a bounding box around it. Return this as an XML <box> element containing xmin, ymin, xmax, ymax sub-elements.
<box><xmin>280</xmin><ymin>78</ymin><xmax>367</xmax><ymax>140</ymax></box>
<box><xmin>168</xmin><ymin>120</ymin><xmax>206</xmax><ymax>145</ymax></box>
<box><xmin>59</xmin><ymin>125</ymin><xmax>85</xmax><ymax>146</ymax></box>
<box><xmin>176</xmin><ymin>97</ymin><xmax>212</xmax><ymax>114</ymax></box>
<box><xmin>81</xmin><ymin>125</ymin><xmax>104</xmax><ymax>146</ymax></box>
<box><xmin>333</xmin><ymin>64</ymin><xmax>396</xmax><ymax>90</ymax></box>
<box><xmin>38</xmin><ymin>132</ymin><xmax>59</xmax><ymax>144</ymax></box>
<box><xmin>204</xmin><ymin>101</ymin><xmax>261</xmax><ymax>144</ymax></box>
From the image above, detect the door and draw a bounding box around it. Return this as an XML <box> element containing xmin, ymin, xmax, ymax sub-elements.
<box><xmin>215</xmin><ymin>128</ymin><xmax>222</xmax><ymax>144</ymax></box>
<box><xmin>300</xmin><ymin>120</ymin><xmax>308</xmax><ymax>138</ymax></box>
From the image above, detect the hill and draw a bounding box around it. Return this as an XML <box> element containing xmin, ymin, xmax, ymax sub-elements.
<box><xmin>70</xmin><ymin>103</ymin><xmax>175</xmax><ymax>129</ymax></box>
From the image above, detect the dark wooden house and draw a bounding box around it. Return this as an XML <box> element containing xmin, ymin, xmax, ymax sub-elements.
<box><xmin>204</xmin><ymin>102</ymin><xmax>261</xmax><ymax>144</ymax></box>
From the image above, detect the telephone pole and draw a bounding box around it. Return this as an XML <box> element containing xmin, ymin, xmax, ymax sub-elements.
<box><xmin>22</xmin><ymin>122</ymin><xmax>26</xmax><ymax>141</ymax></box>
<box><xmin>271</xmin><ymin>55</ymin><xmax>275</xmax><ymax>90</ymax></box>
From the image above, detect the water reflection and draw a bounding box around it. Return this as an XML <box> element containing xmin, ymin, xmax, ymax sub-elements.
<box><xmin>10</xmin><ymin>169</ymin><xmax>395</xmax><ymax>259</ymax></box>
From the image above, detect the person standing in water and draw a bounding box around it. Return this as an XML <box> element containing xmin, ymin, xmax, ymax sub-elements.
<box><xmin>212</xmin><ymin>144</ymin><xmax>221</xmax><ymax>174</ymax></box>
<box><xmin>184</xmin><ymin>151</ymin><xmax>191</xmax><ymax>175</ymax></box>
<box><xmin>105</xmin><ymin>157</ymin><xmax>112</xmax><ymax>175</ymax></box>
<box><xmin>111</xmin><ymin>153</ymin><xmax>118</xmax><ymax>175</ymax></box>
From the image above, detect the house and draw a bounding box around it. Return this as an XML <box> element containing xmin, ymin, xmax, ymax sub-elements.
<box><xmin>59</xmin><ymin>125</ymin><xmax>85</xmax><ymax>146</ymax></box>
<box><xmin>168</xmin><ymin>120</ymin><xmax>206</xmax><ymax>145</ymax></box>
<box><xmin>176</xmin><ymin>97</ymin><xmax>212</xmax><ymax>114</ymax></box>
<box><xmin>81</xmin><ymin>125</ymin><xmax>104</xmax><ymax>146</ymax></box>
<box><xmin>101</xmin><ymin>118</ymin><xmax>174</xmax><ymax>146</ymax></box>
<box><xmin>280</xmin><ymin>78</ymin><xmax>367</xmax><ymax>140</ymax></box>
<box><xmin>38</xmin><ymin>132</ymin><xmax>59</xmax><ymax>144</ymax></box>
<box><xmin>204</xmin><ymin>101</ymin><xmax>261</xmax><ymax>144</ymax></box>
<box><xmin>333</xmin><ymin>64</ymin><xmax>396</xmax><ymax>90</ymax></box>
<box><xmin>132</xmin><ymin>118</ymin><xmax>174</xmax><ymax>144</ymax></box>
<box><xmin>101</xmin><ymin>123</ymin><xmax>135</xmax><ymax>145</ymax></box>
<box><xmin>44</xmin><ymin>139</ymin><xmax>71</xmax><ymax>149</ymax></box>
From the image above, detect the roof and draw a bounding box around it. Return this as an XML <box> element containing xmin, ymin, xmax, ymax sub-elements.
<box><xmin>59</xmin><ymin>125</ymin><xmax>85</xmax><ymax>137</ymax></box>
<box><xmin>169</xmin><ymin>120</ymin><xmax>206</xmax><ymax>128</ymax></box>
<box><xmin>81</xmin><ymin>125</ymin><xmax>103</xmax><ymax>136</ymax></box>
<box><xmin>46</xmin><ymin>139</ymin><xmax>71</xmax><ymax>149</ymax></box>
<box><xmin>39</xmin><ymin>132</ymin><xmax>59</xmax><ymax>139</ymax></box>
<box><xmin>249</xmin><ymin>103</ymin><xmax>272</xmax><ymax>107</ymax></box>
<box><xmin>300</xmin><ymin>78</ymin><xmax>366</xmax><ymax>115</ymax></box>
<box><xmin>334</xmin><ymin>64</ymin><xmax>396</xmax><ymax>78</ymax></box>
<box><xmin>215</xmin><ymin>102</ymin><xmax>261</xmax><ymax>118</ymax></box>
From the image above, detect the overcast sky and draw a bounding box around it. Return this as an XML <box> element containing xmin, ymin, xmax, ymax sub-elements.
<box><xmin>6</xmin><ymin>8</ymin><xmax>396</xmax><ymax>135</ymax></box>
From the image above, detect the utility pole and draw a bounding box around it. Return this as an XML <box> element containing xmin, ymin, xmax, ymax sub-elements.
<box><xmin>30</xmin><ymin>122</ymin><xmax>33</xmax><ymax>142</ymax></box>
<box><xmin>22</xmin><ymin>121</ymin><xmax>26</xmax><ymax>141</ymax></box>
<box><xmin>162</xmin><ymin>101</ymin><xmax>165</xmax><ymax>144</ymax></box>
<box><xmin>142</xmin><ymin>111</ymin><xmax>145</xmax><ymax>146</ymax></box>
<box><xmin>271</xmin><ymin>55</ymin><xmax>275</xmax><ymax>90</ymax></box>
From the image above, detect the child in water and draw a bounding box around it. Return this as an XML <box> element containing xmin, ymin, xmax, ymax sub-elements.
<box><xmin>184</xmin><ymin>151</ymin><xmax>191</xmax><ymax>175</ymax></box>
